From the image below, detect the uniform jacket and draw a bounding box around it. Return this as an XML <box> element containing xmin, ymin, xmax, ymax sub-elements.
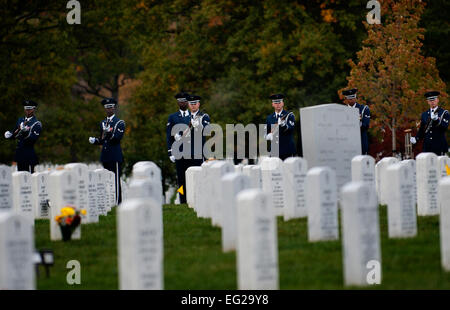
<box><xmin>94</xmin><ymin>115</ymin><xmax>125</xmax><ymax>163</ymax></box>
<box><xmin>166</xmin><ymin>110</ymin><xmax>191</xmax><ymax>158</ymax></box>
<box><xmin>189</xmin><ymin>111</ymin><xmax>210</xmax><ymax>159</ymax></box>
<box><xmin>266</xmin><ymin>110</ymin><xmax>296</xmax><ymax>157</ymax></box>
<box><xmin>353</xmin><ymin>102</ymin><xmax>370</xmax><ymax>154</ymax></box>
<box><xmin>416</xmin><ymin>107</ymin><xmax>449</xmax><ymax>155</ymax></box>
<box><xmin>8</xmin><ymin>116</ymin><xmax>42</xmax><ymax>165</ymax></box>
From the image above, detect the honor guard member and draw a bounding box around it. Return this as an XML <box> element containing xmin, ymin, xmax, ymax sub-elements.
<box><xmin>89</xmin><ymin>98</ymin><xmax>125</xmax><ymax>204</ymax></box>
<box><xmin>265</xmin><ymin>94</ymin><xmax>296</xmax><ymax>160</ymax></box>
<box><xmin>342</xmin><ymin>88</ymin><xmax>371</xmax><ymax>154</ymax></box>
<box><xmin>410</xmin><ymin>91</ymin><xmax>449</xmax><ymax>155</ymax></box>
<box><xmin>187</xmin><ymin>94</ymin><xmax>211</xmax><ymax>165</ymax></box>
<box><xmin>4</xmin><ymin>100</ymin><xmax>42</xmax><ymax>173</ymax></box>
<box><xmin>166</xmin><ymin>92</ymin><xmax>191</xmax><ymax>204</ymax></box>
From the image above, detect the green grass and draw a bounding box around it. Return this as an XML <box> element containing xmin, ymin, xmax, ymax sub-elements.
<box><xmin>35</xmin><ymin>204</ymin><xmax>450</xmax><ymax>289</ymax></box>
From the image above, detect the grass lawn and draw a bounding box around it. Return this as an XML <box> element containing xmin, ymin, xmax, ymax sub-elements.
<box><xmin>35</xmin><ymin>204</ymin><xmax>450</xmax><ymax>289</ymax></box>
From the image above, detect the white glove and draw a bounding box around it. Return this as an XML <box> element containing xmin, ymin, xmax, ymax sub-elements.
<box><xmin>169</xmin><ymin>155</ymin><xmax>176</xmax><ymax>163</ymax></box>
<box><xmin>265</xmin><ymin>133</ymin><xmax>273</xmax><ymax>141</ymax></box>
<box><xmin>89</xmin><ymin>137</ymin><xmax>96</xmax><ymax>144</ymax></box>
<box><xmin>431</xmin><ymin>112</ymin><xmax>438</xmax><ymax>121</ymax></box>
<box><xmin>4</xmin><ymin>131</ymin><xmax>12</xmax><ymax>139</ymax></box>
<box><xmin>19</xmin><ymin>123</ymin><xmax>30</xmax><ymax>132</ymax></box>
<box><xmin>175</xmin><ymin>133</ymin><xmax>182</xmax><ymax>141</ymax></box>
<box><xmin>410</xmin><ymin>137</ymin><xmax>417</xmax><ymax>144</ymax></box>
<box><xmin>279</xmin><ymin>119</ymin><xmax>286</xmax><ymax>127</ymax></box>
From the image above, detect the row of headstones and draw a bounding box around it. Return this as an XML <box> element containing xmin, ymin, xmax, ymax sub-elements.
<box><xmin>0</xmin><ymin>163</ymin><xmax>120</xmax><ymax>289</ymax></box>
<box><xmin>117</xmin><ymin>161</ymin><xmax>165</xmax><ymax>290</ymax></box>
<box><xmin>0</xmin><ymin>160</ymin><xmax>163</xmax><ymax>290</ymax></box>
<box><xmin>184</xmin><ymin>153</ymin><xmax>450</xmax><ymax>288</ymax></box>
<box><xmin>33</xmin><ymin>163</ymin><xmax>104</xmax><ymax>173</ymax></box>
<box><xmin>0</xmin><ymin>163</ymin><xmax>117</xmax><ymax>227</ymax></box>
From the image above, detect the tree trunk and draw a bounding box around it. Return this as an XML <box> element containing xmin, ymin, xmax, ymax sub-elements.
<box><xmin>391</xmin><ymin>118</ymin><xmax>396</xmax><ymax>154</ymax></box>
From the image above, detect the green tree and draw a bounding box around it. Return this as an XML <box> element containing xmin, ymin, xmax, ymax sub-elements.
<box><xmin>125</xmin><ymin>0</ymin><xmax>367</xmax><ymax>184</ymax></box>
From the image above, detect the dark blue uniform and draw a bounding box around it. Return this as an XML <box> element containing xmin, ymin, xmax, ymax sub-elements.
<box><xmin>266</xmin><ymin>110</ymin><xmax>296</xmax><ymax>160</ymax></box>
<box><xmin>93</xmin><ymin>114</ymin><xmax>125</xmax><ymax>204</ymax></box>
<box><xmin>353</xmin><ymin>102</ymin><xmax>370</xmax><ymax>155</ymax></box>
<box><xmin>166</xmin><ymin>110</ymin><xmax>191</xmax><ymax>203</ymax></box>
<box><xmin>416</xmin><ymin>107</ymin><xmax>449</xmax><ymax>155</ymax></box>
<box><xmin>188</xmin><ymin>110</ymin><xmax>211</xmax><ymax>163</ymax></box>
<box><xmin>7</xmin><ymin>116</ymin><xmax>42</xmax><ymax>172</ymax></box>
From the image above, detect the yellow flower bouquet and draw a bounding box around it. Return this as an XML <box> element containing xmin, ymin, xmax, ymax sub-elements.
<box><xmin>54</xmin><ymin>206</ymin><xmax>86</xmax><ymax>241</ymax></box>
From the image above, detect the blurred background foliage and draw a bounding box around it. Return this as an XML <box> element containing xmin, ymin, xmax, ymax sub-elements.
<box><xmin>0</xmin><ymin>0</ymin><xmax>448</xmax><ymax>188</ymax></box>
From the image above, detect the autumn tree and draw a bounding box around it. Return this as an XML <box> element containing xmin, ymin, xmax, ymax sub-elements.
<box><xmin>345</xmin><ymin>0</ymin><xmax>447</xmax><ymax>154</ymax></box>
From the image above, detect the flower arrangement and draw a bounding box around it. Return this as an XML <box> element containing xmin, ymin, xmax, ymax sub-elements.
<box><xmin>54</xmin><ymin>206</ymin><xmax>86</xmax><ymax>241</ymax></box>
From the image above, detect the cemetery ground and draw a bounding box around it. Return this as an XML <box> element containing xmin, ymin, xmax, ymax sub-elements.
<box><xmin>35</xmin><ymin>204</ymin><xmax>450</xmax><ymax>290</ymax></box>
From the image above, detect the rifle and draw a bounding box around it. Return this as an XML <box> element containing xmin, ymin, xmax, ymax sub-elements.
<box><xmin>12</xmin><ymin>118</ymin><xmax>30</xmax><ymax>139</ymax></box>
<box><xmin>101</xmin><ymin>119</ymin><xmax>113</xmax><ymax>141</ymax></box>
<box><xmin>424</xmin><ymin>113</ymin><xmax>435</xmax><ymax>134</ymax></box>
<box><xmin>271</xmin><ymin>111</ymin><xmax>293</xmax><ymax>135</ymax></box>
<box><xmin>180</xmin><ymin>111</ymin><xmax>204</xmax><ymax>139</ymax></box>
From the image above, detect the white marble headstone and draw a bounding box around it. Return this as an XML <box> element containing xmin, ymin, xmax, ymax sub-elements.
<box><xmin>401</xmin><ymin>159</ymin><xmax>417</xmax><ymax>207</ymax></box>
<box><xmin>220</xmin><ymin>172</ymin><xmax>250</xmax><ymax>252</ymax></box>
<box><xmin>439</xmin><ymin>176</ymin><xmax>450</xmax><ymax>271</ymax></box>
<box><xmin>209</xmin><ymin>161</ymin><xmax>234</xmax><ymax>227</ymax></box>
<box><xmin>283</xmin><ymin>157</ymin><xmax>308</xmax><ymax>220</ymax></box>
<box><xmin>87</xmin><ymin>170</ymin><xmax>99</xmax><ymax>223</ymax></box>
<box><xmin>300</xmin><ymin>104</ymin><xmax>361</xmax><ymax>190</ymax></box>
<box><xmin>385</xmin><ymin>163</ymin><xmax>417</xmax><ymax>238</ymax></box>
<box><xmin>49</xmin><ymin>170</ymin><xmax>80</xmax><ymax>240</ymax></box>
<box><xmin>197</xmin><ymin>161</ymin><xmax>215</xmax><ymax>218</ymax></box>
<box><xmin>375</xmin><ymin>157</ymin><xmax>399</xmax><ymax>205</ymax></box>
<box><xmin>118</xmin><ymin>198</ymin><xmax>163</xmax><ymax>290</ymax></box>
<box><xmin>0</xmin><ymin>213</ymin><xmax>35</xmax><ymax>289</ymax></box>
<box><xmin>234</xmin><ymin>164</ymin><xmax>244</xmax><ymax>173</ymax></box>
<box><xmin>438</xmin><ymin>156</ymin><xmax>450</xmax><ymax>180</ymax></box>
<box><xmin>185</xmin><ymin>167</ymin><xmax>202</xmax><ymax>209</ymax></box>
<box><xmin>0</xmin><ymin>165</ymin><xmax>12</xmax><ymax>212</ymax></box>
<box><xmin>12</xmin><ymin>172</ymin><xmax>34</xmax><ymax>224</ymax></box>
<box><xmin>416</xmin><ymin>153</ymin><xmax>439</xmax><ymax>216</ymax></box>
<box><xmin>341</xmin><ymin>182</ymin><xmax>381</xmax><ymax>286</ymax></box>
<box><xmin>261</xmin><ymin>157</ymin><xmax>285</xmax><ymax>216</ymax></box>
<box><xmin>94</xmin><ymin>169</ymin><xmax>107</xmax><ymax>216</ymax></box>
<box><xmin>105</xmin><ymin>170</ymin><xmax>115</xmax><ymax>211</ymax></box>
<box><xmin>236</xmin><ymin>189</ymin><xmax>279</xmax><ymax>290</ymax></box>
<box><xmin>242</xmin><ymin>165</ymin><xmax>262</xmax><ymax>189</ymax></box>
<box><xmin>65</xmin><ymin>163</ymin><xmax>89</xmax><ymax>223</ymax></box>
<box><xmin>306</xmin><ymin>167</ymin><xmax>338</xmax><ymax>241</ymax></box>
<box><xmin>351</xmin><ymin>155</ymin><xmax>375</xmax><ymax>187</ymax></box>
<box><xmin>132</xmin><ymin>162</ymin><xmax>163</xmax><ymax>205</ymax></box>
<box><xmin>32</xmin><ymin>172</ymin><xmax>50</xmax><ymax>219</ymax></box>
